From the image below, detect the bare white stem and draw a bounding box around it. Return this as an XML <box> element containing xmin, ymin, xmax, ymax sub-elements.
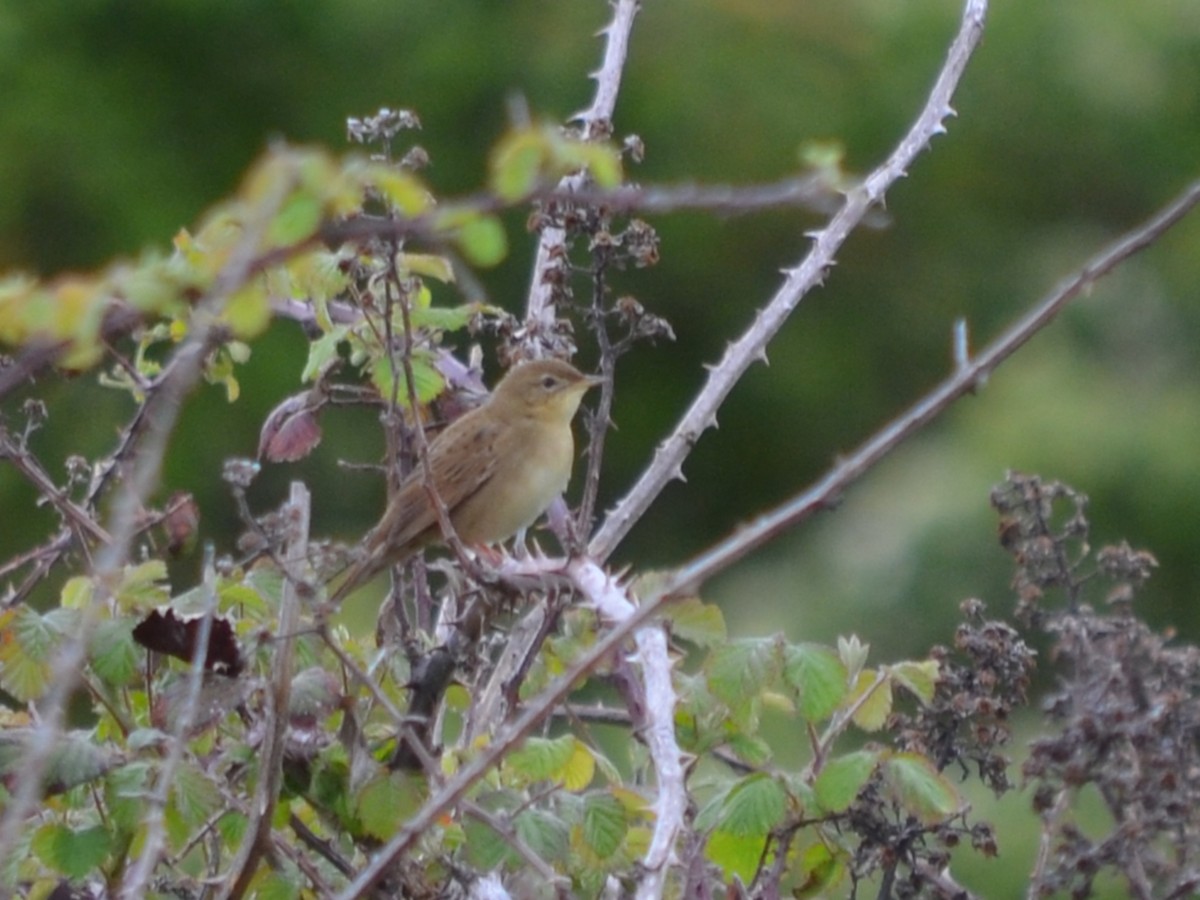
<box><xmin>524</xmin><ymin>0</ymin><xmax>642</xmax><ymax>331</ymax></box>
<box><xmin>589</xmin><ymin>0</ymin><xmax>989</xmax><ymax>561</ymax></box>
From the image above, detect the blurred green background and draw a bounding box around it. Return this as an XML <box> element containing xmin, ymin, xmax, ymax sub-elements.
<box><xmin>1</xmin><ymin>1</ymin><xmax>1198</xmax><ymax>893</ymax></box>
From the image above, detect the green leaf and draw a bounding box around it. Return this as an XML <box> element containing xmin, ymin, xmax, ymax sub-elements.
<box><xmin>302</xmin><ymin>325</ymin><xmax>348</xmax><ymax>382</ymax></box>
<box><xmin>170</xmin><ymin>762</ymin><xmax>222</xmax><ymax>831</ymax></box>
<box><xmin>369</xmin><ymin>354</ymin><xmax>445</xmax><ymax>408</ymax></box>
<box><xmin>289</xmin><ymin>667</ymin><xmax>341</xmax><ymax>721</ymax></box>
<box><xmin>813</xmin><ymin>750</ymin><xmax>879</xmax><ymax>814</ymax></box>
<box><xmin>357</xmin><ymin>773</ymin><xmax>422</xmax><ymax>840</ymax></box>
<box><xmin>705</xmin><ymin>828</ymin><xmax>767</xmax><ymax>884</ymax></box>
<box><xmin>889</xmin><ymin>659</ymin><xmax>939</xmax><ymax>704</ymax></box>
<box><xmin>490</xmin><ymin>128</ymin><xmax>548</xmax><ymax>200</ymax></box>
<box><xmin>507</xmin><ymin>734</ymin><xmax>576</xmax><ymax>783</ymax></box>
<box><xmin>725</xmin><ymin>731</ymin><xmax>772</xmax><ymax>768</ymax></box>
<box><xmin>89</xmin><ymin>618</ymin><xmax>140</xmax><ymax>686</ymax></box>
<box><xmin>105</xmin><ymin>763</ymin><xmax>152</xmax><ymax>833</ymax></box>
<box><xmin>44</xmin><ymin>731</ymin><xmax>116</xmax><ymax>794</ymax></box>
<box><xmin>783</xmin><ymin>643</ymin><xmax>847</xmax><ymax>722</ymax></box>
<box><xmin>464</xmin><ymin>815</ymin><xmax>510</xmax><ymax>870</ymax></box>
<box><xmin>850</xmin><ymin>670</ymin><xmax>893</xmax><ymax>732</ymax></box>
<box><xmin>0</xmin><ymin>607</ymin><xmax>57</xmax><ymax>701</ymax></box>
<box><xmin>268</xmin><ymin>189</ymin><xmax>323</xmax><ymax>247</ymax></box>
<box><xmin>254</xmin><ymin>867</ymin><xmax>303</xmax><ymax>900</ymax></box>
<box><xmin>883</xmin><ymin>752</ymin><xmax>960</xmax><ymax>823</ymax></box>
<box><xmin>719</xmin><ymin>773</ymin><xmax>786</xmax><ymax>837</ymax></box>
<box><xmin>515</xmin><ymin>808</ymin><xmax>568</xmax><ymax>862</ymax></box>
<box><xmin>581</xmin><ymin>792</ymin><xmax>627</xmax><ymax>860</ymax></box>
<box><xmin>666</xmin><ymin>597</ymin><xmax>727</xmax><ymax>647</ymax></box>
<box><xmin>705</xmin><ymin>637</ymin><xmax>779</xmax><ymax>708</ymax></box>
<box><xmin>31</xmin><ymin>823</ymin><xmax>111</xmax><ymax>879</ymax></box>
<box><xmin>456</xmin><ymin>215</ymin><xmax>508</xmax><ymax>267</ymax></box>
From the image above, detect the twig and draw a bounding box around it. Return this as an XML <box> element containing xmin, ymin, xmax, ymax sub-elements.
<box><xmin>0</xmin><ymin>166</ymin><xmax>289</xmax><ymax>869</ymax></box>
<box><xmin>523</xmin><ymin>0</ymin><xmax>642</xmax><ymax>342</ymax></box>
<box><xmin>666</xmin><ymin>176</ymin><xmax>1200</xmax><ymax>595</ymax></box>
<box><xmin>0</xmin><ymin>432</ymin><xmax>112</xmax><ymax>545</ymax></box>
<box><xmin>118</xmin><ymin>550</ymin><xmax>221</xmax><ymax>900</ymax></box>
<box><xmin>334</xmin><ymin>170</ymin><xmax>1200</xmax><ymax>900</ymax></box>
<box><xmin>588</xmin><ymin>0</ymin><xmax>990</xmax><ymax>561</ymax></box>
<box><xmin>461</xmin><ymin>800</ymin><xmax>565</xmax><ymax>888</ymax></box>
<box><xmin>221</xmin><ymin>481</ymin><xmax>309</xmax><ymax>900</ymax></box>
<box><xmin>334</xmin><ymin>554</ymin><xmax>679</xmax><ymax>900</ymax></box>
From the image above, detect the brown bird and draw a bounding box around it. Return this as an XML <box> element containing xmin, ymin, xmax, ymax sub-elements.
<box><xmin>329</xmin><ymin>358</ymin><xmax>602</xmax><ymax>604</ymax></box>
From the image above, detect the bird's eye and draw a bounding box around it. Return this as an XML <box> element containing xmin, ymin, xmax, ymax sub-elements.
<box><xmin>540</xmin><ymin>375</ymin><xmax>558</xmax><ymax>390</ymax></box>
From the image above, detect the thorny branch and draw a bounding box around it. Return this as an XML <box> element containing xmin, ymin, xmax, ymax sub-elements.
<box><xmin>522</xmin><ymin>0</ymin><xmax>642</xmax><ymax>344</ymax></box>
<box><xmin>668</xmin><ymin>175</ymin><xmax>1200</xmax><ymax>594</ymax></box>
<box><xmin>589</xmin><ymin>0</ymin><xmax>990</xmax><ymax>561</ymax></box>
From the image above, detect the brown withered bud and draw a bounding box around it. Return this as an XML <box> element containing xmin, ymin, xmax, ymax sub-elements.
<box><xmin>258</xmin><ymin>386</ymin><xmax>327</xmax><ymax>463</ymax></box>
<box><xmin>162</xmin><ymin>491</ymin><xmax>200</xmax><ymax>556</ymax></box>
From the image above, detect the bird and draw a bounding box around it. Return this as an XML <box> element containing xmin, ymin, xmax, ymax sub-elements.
<box><xmin>329</xmin><ymin>358</ymin><xmax>602</xmax><ymax>605</ymax></box>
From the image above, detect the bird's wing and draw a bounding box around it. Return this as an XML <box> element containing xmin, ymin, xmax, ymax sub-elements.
<box><xmin>384</xmin><ymin>412</ymin><xmax>504</xmax><ymax>549</ymax></box>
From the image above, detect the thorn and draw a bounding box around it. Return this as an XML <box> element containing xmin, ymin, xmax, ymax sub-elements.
<box><xmin>953</xmin><ymin>318</ymin><xmax>970</xmax><ymax>372</ymax></box>
<box><xmin>756</xmin><ymin>350</ymin><xmax>770</xmax><ymax>366</ymax></box>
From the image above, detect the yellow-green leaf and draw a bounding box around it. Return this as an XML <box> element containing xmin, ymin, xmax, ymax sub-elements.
<box><xmin>666</xmin><ymin>597</ymin><xmax>727</xmax><ymax>648</ymax></box>
<box><xmin>705</xmin><ymin>828</ymin><xmax>766</xmax><ymax>884</ymax></box>
<box><xmin>850</xmin><ymin>669</ymin><xmax>893</xmax><ymax>732</ymax></box>
<box><xmin>813</xmin><ymin>749</ymin><xmax>878</xmax><ymax>814</ymax></box>
<box><xmin>400</xmin><ymin>253</ymin><xmax>455</xmax><ymax>283</ymax></box>
<box><xmin>490</xmin><ymin>128</ymin><xmax>548</xmax><ymax>201</ymax></box>
<box><xmin>561</xmin><ymin>739</ymin><xmax>596</xmax><ymax>792</ymax></box>
<box><xmin>456</xmin><ymin>215</ymin><xmax>507</xmax><ymax>267</ymax></box>
<box><xmin>883</xmin><ymin>751</ymin><xmax>960</xmax><ymax>823</ymax></box>
<box><xmin>890</xmin><ymin>659</ymin><xmax>939</xmax><ymax>705</ymax></box>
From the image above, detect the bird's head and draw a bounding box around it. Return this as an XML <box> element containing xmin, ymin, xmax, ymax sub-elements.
<box><xmin>492</xmin><ymin>358</ymin><xmax>603</xmax><ymax>424</ymax></box>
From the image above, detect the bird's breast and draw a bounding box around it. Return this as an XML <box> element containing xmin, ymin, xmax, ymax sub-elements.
<box><xmin>452</xmin><ymin>419</ymin><xmax>575</xmax><ymax>544</ymax></box>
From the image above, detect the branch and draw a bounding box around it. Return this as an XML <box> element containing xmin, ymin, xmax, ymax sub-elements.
<box><xmin>332</xmin><ymin>170</ymin><xmax>1200</xmax><ymax>898</ymax></box>
<box><xmin>0</xmin><ymin>173</ymin><xmax>290</xmax><ymax>868</ymax></box>
<box><xmin>523</xmin><ymin>0</ymin><xmax>642</xmax><ymax>340</ymax></box>
<box><xmin>118</xmin><ymin>551</ymin><xmax>221</xmax><ymax>900</ymax></box>
<box><xmin>334</xmin><ymin>553</ymin><xmax>677</xmax><ymax>900</ymax></box>
<box><xmin>588</xmin><ymin>0</ymin><xmax>989</xmax><ymax>561</ymax></box>
<box><xmin>222</xmin><ymin>481</ymin><xmax>310</xmax><ymax>900</ymax></box>
<box><xmin>667</xmin><ymin>176</ymin><xmax>1200</xmax><ymax>594</ymax></box>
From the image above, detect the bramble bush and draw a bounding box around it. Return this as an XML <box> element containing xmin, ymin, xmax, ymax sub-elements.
<box><xmin>2</xmin><ymin>2</ymin><xmax>1200</xmax><ymax>898</ymax></box>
